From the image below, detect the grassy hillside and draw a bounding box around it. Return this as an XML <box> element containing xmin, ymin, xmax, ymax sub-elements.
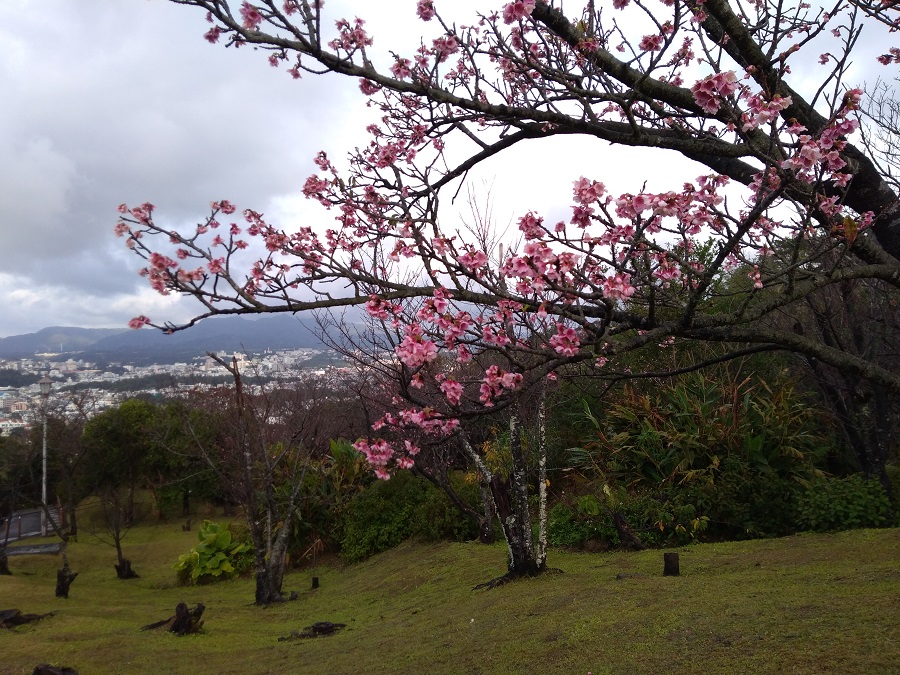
<box><xmin>1</xmin><ymin>525</ymin><xmax>898</xmax><ymax>674</ymax></box>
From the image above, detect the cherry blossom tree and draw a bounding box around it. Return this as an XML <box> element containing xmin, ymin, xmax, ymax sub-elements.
<box><xmin>319</xmin><ymin>309</ymin><xmax>552</xmax><ymax>580</ymax></box>
<box><xmin>119</xmin><ymin>0</ymin><xmax>900</xmax><ymax>575</ymax></box>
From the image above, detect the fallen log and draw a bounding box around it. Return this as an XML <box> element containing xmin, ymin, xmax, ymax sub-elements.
<box><xmin>32</xmin><ymin>665</ymin><xmax>78</xmax><ymax>675</ymax></box>
<box><xmin>277</xmin><ymin>621</ymin><xmax>347</xmax><ymax>641</ymax></box>
<box><xmin>0</xmin><ymin>609</ymin><xmax>56</xmax><ymax>629</ymax></box>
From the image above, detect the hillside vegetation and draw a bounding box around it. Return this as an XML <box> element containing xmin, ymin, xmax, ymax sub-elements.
<box><xmin>1</xmin><ymin>524</ymin><xmax>898</xmax><ymax>674</ymax></box>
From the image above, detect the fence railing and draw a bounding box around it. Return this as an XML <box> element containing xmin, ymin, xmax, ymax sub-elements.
<box><xmin>1</xmin><ymin>507</ymin><xmax>61</xmax><ymax>544</ymax></box>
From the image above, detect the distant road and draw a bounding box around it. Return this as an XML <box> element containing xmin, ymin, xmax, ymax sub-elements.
<box><xmin>4</xmin><ymin>542</ymin><xmax>61</xmax><ymax>556</ymax></box>
<box><xmin>1</xmin><ymin>507</ymin><xmax>60</xmax><ymax>543</ymax></box>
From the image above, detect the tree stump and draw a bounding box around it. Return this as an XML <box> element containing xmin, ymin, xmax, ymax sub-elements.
<box><xmin>663</xmin><ymin>552</ymin><xmax>680</xmax><ymax>577</ymax></box>
<box><xmin>114</xmin><ymin>559</ymin><xmax>139</xmax><ymax>579</ymax></box>
<box><xmin>170</xmin><ymin>602</ymin><xmax>204</xmax><ymax>635</ymax></box>
<box><xmin>55</xmin><ymin>567</ymin><xmax>78</xmax><ymax>598</ymax></box>
<box><xmin>141</xmin><ymin>603</ymin><xmax>205</xmax><ymax>635</ymax></box>
<box><xmin>0</xmin><ymin>552</ymin><xmax>10</xmax><ymax>575</ymax></box>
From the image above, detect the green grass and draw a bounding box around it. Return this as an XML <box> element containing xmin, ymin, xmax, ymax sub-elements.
<box><xmin>1</xmin><ymin>524</ymin><xmax>898</xmax><ymax>674</ymax></box>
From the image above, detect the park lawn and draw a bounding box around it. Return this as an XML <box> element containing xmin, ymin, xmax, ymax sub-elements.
<box><xmin>0</xmin><ymin>524</ymin><xmax>898</xmax><ymax>674</ymax></box>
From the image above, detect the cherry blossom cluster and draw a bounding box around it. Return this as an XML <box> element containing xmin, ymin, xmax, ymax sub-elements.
<box><xmin>117</xmin><ymin>0</ymin><xmax>892</xmax><ymax>481</ymax></box>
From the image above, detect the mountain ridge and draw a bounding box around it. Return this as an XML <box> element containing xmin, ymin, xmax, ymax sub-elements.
<box><xmin>0</xmin><ymin>315</ymin><xmax>332</xmax><ymax>365</ymax></box>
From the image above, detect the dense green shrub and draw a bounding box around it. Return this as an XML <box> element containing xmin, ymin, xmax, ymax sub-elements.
<box><xmin>671</xmin><ymin>465</ymin><xmax>801</xmax><ymax>539</ymax></box>
<box><xmin>578</xmin><ymin>373</ymin><xmax>830</xmax><ymax>490</ymax></box>
<box><xmin>548</xmin><ymin>490</ymin><xmax>708</xmax><ymax>550</ymax></box>
<box><xmin>415</xmin><ymin>477</ymin><xmax>482</xmax><ymax>542</ymax></box>
<box><xmin>797</xmin><ymin>476</ymin><xmax>894</xmax><ymax>532</ymax></box>
<box><xmin>174</xmin><ymin>520</ymin><xmax>253</xmax><ymax>584</ymax></box>
<box><xmin>290</xmin><ymin>439</ymin><xmax>373</xmax><ymax>557</ymax></box>
<box><xmin>339</xmin><ymin>471</ymin><xmax>478</xmax><ymax>562</ymax></box>
<box><xmin>547</xmin><ymin>502</ymin><xmax>607</xmax><ymax>548</ymax></box>
<box><xmin>567</xmin><ymin>370</ymin><xmax>839</xmax><ymax>540</ymax></box>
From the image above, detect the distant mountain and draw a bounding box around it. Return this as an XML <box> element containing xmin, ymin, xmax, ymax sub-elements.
<box><xmin>0</xmin><ymin>315</ymin><xmax>340</xmax><ymax>366</ymax></box>
<box><xmin>0</xmin><ymin>326</ymin><xmax>127</xmax><ymax>358</ymax></box>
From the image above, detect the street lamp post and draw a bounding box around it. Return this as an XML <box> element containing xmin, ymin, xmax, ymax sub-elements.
<box><xmin>38</xmin><ymin>376</ymin><xmax>53</xmax><ymax>537</ymax></box>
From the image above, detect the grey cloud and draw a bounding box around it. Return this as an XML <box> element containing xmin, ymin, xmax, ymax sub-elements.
<box><xmin>0</xmin><ymin>0</ymin><xmax>360</xmax><ymax>335</ymax></box>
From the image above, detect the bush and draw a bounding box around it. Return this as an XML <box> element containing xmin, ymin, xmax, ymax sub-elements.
<box><xmin>578</xmin><ymin>373</ymin><xmax>831</xmax><ymax>490</ymax></box>
<box><xmin>415</xmin><ymin>476</ymin><xmax>481</xmax><ymax>542</ymax></box>
<box><xmin>547</xmin><ymin>503</ymin><xmax>600</xmax><ymax>548</ymax></box>
<box><xmin>339</xmin><ymin>471</ymin><xmax>478</xmax><ymax>562</ymax></box>
<box><xmin>671</xmin><ymin>466</ymin><xmax>801</xmax><ymax>539</ymax></box>
<box><xmin>290</xmin><ymin>439</ymin><xmax>373</xmax><ymax>556</ymax></box>
<box><xmin>548</xmin><ymin>490</ymin><xmax>708</xmax><ymax>550</ymax></box>
<box><xmin>174</xmin><ymin>520</ymin><xmax>253</xmax><ymax>584</ymax></box>
<box><xmin>797</xmin><ymin>476</ymin><xmax>894</xmax><ymax>532</ymax></box>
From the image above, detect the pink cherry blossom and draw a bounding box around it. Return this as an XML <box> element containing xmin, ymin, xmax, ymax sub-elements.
<box><xmin>517</xmin><ymin>212</ymin><xmax>544</xmax><ymax>239</ymax></box>
<box><xmin>432</xmin><ymin>35</ymin><xmax>459</xmax><ymax>62</ymax></box>
<box><xmin>639</xmin><ymin>34</ymin><xmax>664</xmax><ymax>51</ymax></box>
<box><xmin>396</xmin><ymin>326</ymin><xmax>439</xmax><ymax>368</ymax></box>
<box><xmin>239</xmin><ymin>2</ymin><xmax>264</xmax><ymax>30</ymax></box>
<box><xmin>391</xmin><ymin>58</ymin><xmax>413</xmax><ymax>79</ymax></box>
<box><xmin>602</xmin><ymin>273</ymin><xmax>636</xmax><ymax>301</ymax></box>
<box><xmin>749</xmin><ymin>266</ymin><xmax>763</xmax><ymax>289</ymax></box>
<box><xmin>204</xmin><ymin>26</ymin><xmax>223</xmax><ymax>43</ymax></box>
<box><xmin>458</xmin><ymin>248</ymin><xmax>489</xmax><ymax>271</ymax></box>
<box><xmin>691</xmin><ymin>71</ymin><xmax>738</xmax><ymax>114</ymax></box>
<box><xmin>549</xmin><ymin>324</ymin><xmax>580</xmax><ymax>356</ymax></box>
<box><xmin>502</xmin><ymin>0</ymin><xmax>536</xmax><ymax>24</ymax></box>
<box><xmin>416</xmin><ymin>0</ymin><xmax>436</xmax><ymax>21</ymax></box>
<box><xmin>877</xmin><ymin>47</ymin><xmax>900</xmax><ymax>65</ymax></box>
<box><xmin>440</xmin><ymin>378</ymin><xmax>464</xmax><ymax>405</ymax></box>
<box><xmin>573</xmin><ymin>177</ymin><xmax>606</xmax><ymax>205</ymax></box>
<box><xmin>359</xmin><ymin>78</ymin><xmax>380</xmax><ymax>95</ymax></box>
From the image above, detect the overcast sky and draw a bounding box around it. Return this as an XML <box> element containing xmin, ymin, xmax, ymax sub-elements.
<box><xmin>0</xmin><ymin>1</ymin><xmax>890</xmax><ymax>338</ymax></box>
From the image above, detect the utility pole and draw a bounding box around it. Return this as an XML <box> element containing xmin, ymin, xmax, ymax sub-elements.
<box><xmin>38</xmin><ymin>376</ymin><xmax>53</xmax><ymax>537</ymax></box>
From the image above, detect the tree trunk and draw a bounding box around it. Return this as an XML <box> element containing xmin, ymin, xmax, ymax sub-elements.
<box><xmin>68</xmin><ymin>507</ymin><xmax>77</xmax><ymax>538</ymax></box>
<box><xmin>535</xmin><ymin>385</ymin><xmax>548</xmax><ymax>568</ymax></box>
<box><xmin>611</xmin><ymin>510</ymin><xmax>647</xmax><ymax>550</ymax></box>
<box><xmin>55</xmin><ymin>565</ymin><xmax>78</xmax><ymax>598</ymax></box>
<box><xmin>254</xmin><ymin>568</ymin><xmax>283</xmax><ymax>605</ymax></box>
<box><xmin>114</xmin><ymin>558</ymin><xmax>138</xmax><ymax>579</ymax></box>
<box><xmin>252</xmin><ymin>535</ymin><xmax>287</xmax><ymax>605</ymax></box>
<box><xmin>482</xmin><ymin>473</ymin><xmax>545</xmax><ymax>586</ymax></box>
<box><xmin>64</xmin><ymin>469</ymin><xmax>78</xmax><ymax>538</ymax></box>
<box><xmin>478</xmin><ymin>478</ymin><xmax>496</xmax><ymax>544</ymax></box>
<box><xmin>507</xmin><ymin>414</ymin><xmax>537</xmax><ymax>568</ymax></box>
<box><xmin>125</xmin><ymin>484</ymin><xmax>135</xmax><ymax>528</ymax></box>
